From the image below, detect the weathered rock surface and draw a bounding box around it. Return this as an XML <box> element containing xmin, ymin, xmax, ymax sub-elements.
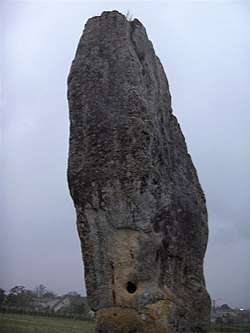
<box><xmin>67</xmin><ymin>10</ymin><xmax>211</xmax><ymax>332</ymax></box>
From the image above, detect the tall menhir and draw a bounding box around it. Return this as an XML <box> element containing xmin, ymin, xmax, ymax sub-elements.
<box><xmin>67</xmin><ymin>11</ymin><xmax>211</xmax><ymax>333</ymax></box>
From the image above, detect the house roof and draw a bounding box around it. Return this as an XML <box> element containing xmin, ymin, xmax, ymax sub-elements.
<box><xmin>51</xmin><ymin>295</ymin><xmax>88</xmax><ymax>310</ymax></box>
<box><xmin>33</xmin><ymin>297</ymin><xmax>57</xmax><ymax>303</ymax></box>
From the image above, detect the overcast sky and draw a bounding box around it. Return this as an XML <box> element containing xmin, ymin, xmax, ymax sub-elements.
<box><xmin>1</xmin><ymin>1</ymin><xmax>249</xmax><ymax>309</ymax></box>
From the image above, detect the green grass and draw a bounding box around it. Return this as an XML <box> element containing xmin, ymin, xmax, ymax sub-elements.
<box><xmin>0</xmin><ymin>313</ymin><xmax>95</xmax><ymax>333</ymax></box>
<box><xmin>210</xmin><ymin>322</ymin><xmax>250</xmax><ymax>332</ymax></box>
<box><xmin>1</xmin><ymin>313</ymin><xmax>249</xmax><ymax>333</ymax></box>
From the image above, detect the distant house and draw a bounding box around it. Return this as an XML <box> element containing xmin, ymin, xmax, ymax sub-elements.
<box><xmin>31</xmin><ymin>297</ymin><xmax>58</xmax><ymax>310</ymax></box>
<box><xmin>211</xmin><ymin>306</ymin><xmax>237</xmax><ymax>323</ymax></box>
<box><xmin>30</xmin><ymin>294</ymin><xmax>92</xmax><ymax>317</ymax></box>
<box><xmin>51</xmin><ymin>295</ymin><xmax>91</xmax><ymax>315</ymax></box>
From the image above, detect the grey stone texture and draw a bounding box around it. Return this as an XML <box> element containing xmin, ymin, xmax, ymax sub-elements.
<box><xmin>67</xmin><ymin>10</ymin><xmax>211</xmax><ymax>332</ymax></box>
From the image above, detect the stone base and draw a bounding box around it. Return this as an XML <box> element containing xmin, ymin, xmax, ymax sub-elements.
<box><xmin>95</xmin><ymin>302</ymin><xmax>173</xmax><ymax>333</ymax></box>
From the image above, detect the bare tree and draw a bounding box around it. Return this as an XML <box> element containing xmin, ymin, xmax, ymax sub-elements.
<box><xmin>33</xmin><ymin>284</ymin><xmax>47</xmax><ymax>298</ymax></box>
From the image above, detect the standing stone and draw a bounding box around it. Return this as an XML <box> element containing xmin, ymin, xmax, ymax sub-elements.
<box><xmin>67</xmin><ymin>10</ymin><xmax>211</xmax><ymax>333</ymax></box>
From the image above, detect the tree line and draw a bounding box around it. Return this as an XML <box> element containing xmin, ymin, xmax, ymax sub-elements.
<box><xmin>0</xmin><ymin>285</ymin><xmax>56</xmax><ymax>307</ymax></box>
<box><xmin>0</xmin><ymin>285</ymin><xmax>92</xmax><ymax>320</ymax></box>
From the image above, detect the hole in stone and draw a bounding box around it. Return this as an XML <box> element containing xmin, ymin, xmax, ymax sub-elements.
<box><xmin>126</xmin><ymin>281</ymin><xmax>137</xmax><ymax>294</ymax></box>
<box><xmin>113</xmin><ymin>313</ymin><xmax>117</xmax><ymax>316</ymax></box>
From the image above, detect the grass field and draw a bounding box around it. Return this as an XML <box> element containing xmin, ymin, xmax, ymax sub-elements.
<box><xmin>0</xmin><ymin>313</ymin><xmax>95</xmax><ymax>333</ymax></box>
<box><xmin>1</xmin><ymin>313</ymin><xmax>249</xmax><ymax>333</ymax></box>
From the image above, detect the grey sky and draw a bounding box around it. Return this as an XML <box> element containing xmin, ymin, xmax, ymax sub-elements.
<box><xmin>1</xmin><ymin>1</ymin><xmax>249</xmax><ymax>309</ymax></box>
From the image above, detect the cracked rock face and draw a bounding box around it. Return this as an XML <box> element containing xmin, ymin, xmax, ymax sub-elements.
<box><xmin>67</xmin><ymin>10</ymin><xmax>211</xmax><ymax>333</ymax></box>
